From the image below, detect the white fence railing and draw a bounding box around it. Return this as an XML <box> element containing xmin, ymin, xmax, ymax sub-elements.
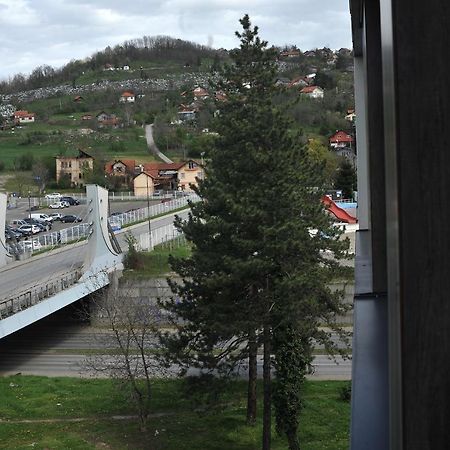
<box><xmin>8</xmin><ymin>193</ymin><xmax>199</xmax><ymax>256</ymax></box>
<box><xmin>38</xmin><ymin>190</ymin><xmax>194</xmax><ymax>206</ymax></box>
<box><xmin>137</xmin><ymin>223</ymin><xmax>185</xmax><ymax>251</ymax></box>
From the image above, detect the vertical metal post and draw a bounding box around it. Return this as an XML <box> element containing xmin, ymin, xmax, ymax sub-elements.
<box><xmin>146</xmin><ymin>175</ymin><xmax>153</xmax><ymax>251</ymax></box>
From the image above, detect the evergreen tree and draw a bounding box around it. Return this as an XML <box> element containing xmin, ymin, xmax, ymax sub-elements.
<box><xmin>335</xmin><ymin>159</ymin><xmax>357</xmax><ymax>199</ymax></box>
<box><xmin>160</xmin><ymin>15</ymin><xmax>350</xmax><ymax>449</ymax></box>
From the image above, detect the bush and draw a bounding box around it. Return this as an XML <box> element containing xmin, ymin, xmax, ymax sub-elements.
<box><xmin>0</xmin><ymin>160</ymin><xmax>5</xmax><ymax>171</ymax></box>
<box><xmin>123</xmin><ymin>232</ymin><xmax>145</xmax><ymax>270</ymax></box>
<box><xmin>339</xmin><ymin>382</ymin><xmax>352</xmax><ymax>402</ymax></box>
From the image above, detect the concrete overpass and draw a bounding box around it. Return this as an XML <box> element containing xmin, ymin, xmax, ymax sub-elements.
<box><xmin>0</xmin><ymin>185</ymin><xmax>187</xmax><ymax>340</ymax></box>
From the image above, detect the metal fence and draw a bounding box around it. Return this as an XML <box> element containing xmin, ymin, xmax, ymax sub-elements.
<box><xmin>137</xmin><ymin>222</ymin><xmax>186</xmax><ymax>251</ymax></box>
<box><xmin>0</xmin><ymin>270</ymin><xmax>82</xmax><ymax>319</ymax></box>
<box><xmin>12</xmin><ymin>192</ymin><xmax>199</xmax><ymax>253</ymax></box>
<box><xmin>39</xmin><ymin>190</ymin><xmax>195</xmax><ymax>206</ymax></box>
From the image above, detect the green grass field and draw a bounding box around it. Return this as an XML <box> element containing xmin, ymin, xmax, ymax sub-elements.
<box><xmin>0</xmin><ymin>119</ymin><xmax>155</xmax><ymax>171</ymax></box>
<box><xmin>0</xmin><ymin>376</ymin><xmax>350</xmax><ymax>449</ymax></box>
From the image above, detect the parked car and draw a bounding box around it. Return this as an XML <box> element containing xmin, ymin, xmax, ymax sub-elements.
<box><xmin>109</xmin><ymin>220</ymin><xmax>122</xmax><ymax>232</ymax></box>
<box><xmin>49</xmin><ymin>201</ymin><xmax>68</xmax><ymax>209</ymax></box>
<box><xmin>60</xmin><ymin>215</ymin><xmax>82</xmax><ymax>223</ymax></box>
<box><xmin>49</xmin><ymin>213</ymin><xmax>63</xmax><ymax>221</ymax></box>
<box><xmin>30</xmin><ymin>213</ymin><xmax>53</xmax><ymax>223</ymax></box>
<box><xmin>23</xmin><ymin>218</ymin><xmax>51</xmax><ymax>232</ymax></box>
<box><xmin>60</xmin><ymin>196</ymin><xmax>80</xmax><ymax>206</ymax></box>
<box><xmin>10</xmin><ymin>219</ymin><xmax>28</xmax><ymax>229</ymax></box>
<box><xmin>45</xmin><ymin>193</ymin><xmax>62</xmax><ymax>200</ymax></box>
<box><xmin>5</xmin><ymin>228</ymin><xmax>22</xmax><ymax>241</ymax></box>
<box><xmin>18</xmin><ymin>224</ymin><xmax>40</xmax><ymax>235</ymax></box>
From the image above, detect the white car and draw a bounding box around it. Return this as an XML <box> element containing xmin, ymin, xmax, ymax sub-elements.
<box><xmin>18</xmin><ymin>224</ymin><xmax>41</xmax><ymax>235</ymax></box>
<box><xmin>49</xmin><ymin>201</ymin><xmax>67</xmax><ymax>209</ymax></box>
<box><xmin>45</xmin><ymin>193</ymin><xmax>62</xmax><ymax>200</ymax></box>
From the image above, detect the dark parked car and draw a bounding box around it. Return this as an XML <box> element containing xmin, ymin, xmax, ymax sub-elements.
<box><xmin>60</xmin><ymin>215</ymin><xmax>82</xmax><ymax>223</ymax></box>
<box><xmin>5</xmin><ymin>226</ymin><xmax>22</xmax><ymax>240</ymax></box>
<box><xmin>60</xmin><ymin>196</ymin><xmax>80</xmax><ymax>206</ymax></box>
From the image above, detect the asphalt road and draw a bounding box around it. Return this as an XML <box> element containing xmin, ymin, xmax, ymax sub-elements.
<box><xmin>0</xmin><ymin>323</ymin><xmax>351</xmax><ymax>379</ymax></box>
<box><xmin>0</xmin><ymin>209</ymin><xmax>189</xmax><ymax>302</ymax></box>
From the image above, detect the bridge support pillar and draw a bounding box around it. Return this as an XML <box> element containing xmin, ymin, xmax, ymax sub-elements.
<box><xmin>80</xmin><ymin>185</ymin><xmax>123</xmax><ymax>282</ymax></box>
<box><xmin>0</xmin><ymin>193</ymin><xmax>10</xmax><ymax>268</ymax></box>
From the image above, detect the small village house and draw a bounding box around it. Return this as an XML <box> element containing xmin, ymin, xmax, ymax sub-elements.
<box><xmin>329</xmin><ymin>130</ymin><xmax>354</xmax><ymax>149</ymax></box>
<box><xmin>119</xmin><ymin>91</ymin><xmax>135</xmax><ymax>103</ymax></box>
<box><xmin>133</xmin><ymin>160</ymin><xmax>204</xmax><ymax>196</ymax></box>
<box><xmin>14</xmin><ymin>110</ymin><xmax>35</xmax><ymax>124</ymax></box>
<box><xmin>299</xmin><ymin>85</ymin><xmax>324</xmax><ymax>99</ymax></box>
<box><xmin>56</xmin><ymin>150</ymin><xmax>94</xmax><ymax>187</ymax></box>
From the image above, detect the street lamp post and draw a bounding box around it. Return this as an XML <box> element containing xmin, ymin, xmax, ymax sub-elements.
<box><xmin>146</xmin><ymin>175</ymin><xmax>152</xmax><ymax>251</ymax></box>
<box><xmin>28</xmin><ymin>191</ymin><xmax>33</xmax><ymax>252</ymax></box>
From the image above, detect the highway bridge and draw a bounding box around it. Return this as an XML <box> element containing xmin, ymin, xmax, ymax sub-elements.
<box><xmin>0</xmin><ymin>185</ymin><xmax>189</xmax><ymax>340</ymax></box>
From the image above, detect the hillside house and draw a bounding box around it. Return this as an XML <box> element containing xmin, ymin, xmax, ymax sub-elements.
<box><xmin>135</xmin><ymin>160</ymin><xmax>204</xmax><ymax>194</ymax></box>
<box><xmin>14</xmin><ymin>110</ymin><xmax>35</xmax><ymax>124</ymax></box>
<box><xmin>96</xmin><ymin>111</ymin><xmax>120</xmax><ymax>128</ymax></box>
<box><xmin>193</xmin><ymin>87</ymin><xmax>209</xmax><ymax>100</ymax></box>
<box><xmin>299</xmin><ymin>85</ymin><xmax>324</xmax><ymax>99</ymax></box>
<box><xmin>133</xmin><ymin>171</ymin><xmax>161</xmax><ymax>197</ymax></box>
<box><xmin>280</xmin><ymin>49</ymin><xmax>301</xmax><ymax>58</ymax></box>
<box><xmin>345</xmin><ymin>110</ymin><xmax>356</xmax><ymax>122</ymax></box>
<box><xmin>288</xmin><ymin>76</ymin><xmax>309</xmax><ymax>88</ymax></box>
<box><xmin>329</xmin><ymin>130</ymin><xmax>354</xmax><ymax>149</ymax></box>
<box><xmin>119</xmin><ymin>91</ymin><xmax>135</xmax><ymax>103</ymax></box>
<box><xmin>177</xmin><ymin>105</ymin><xmax>196</xmax><ymax>121</ymax></box>
<box><xmin>56</xmin><ymin>150</ymin><xmax>94</xmax><ymax>187</ymax></box>
<box><xmin>73</xmin><ymin>95</ymin><xmax>84</xmax><ymax>103</ymax></box>
<box><xmin>105</xmin><ymin>159</ymin><xmax>136</xmax><ymax>188</ymax></box>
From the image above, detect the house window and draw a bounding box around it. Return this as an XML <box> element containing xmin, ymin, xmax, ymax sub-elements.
<box><xmin>180</xmin><ymin>173</ymin><xmax>185</xmax><ymax>179</ymax></box>
<box><xmin>69</xmin><ymin>162</ymin><xmax>72</xmax><ymax>168</ymax></box>
<box><xmin>188</xmin><ymin>161</ymin><xmax>196</xmax><ymax>169</ymax></box>
<box><xmin>79</xmin><ymin>173</ymin><xmax>82</xmax><ymax>179</ymax></box>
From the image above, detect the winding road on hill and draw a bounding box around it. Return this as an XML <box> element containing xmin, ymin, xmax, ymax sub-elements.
<box><xmin>145</xmin><ymin>124</ymin><xmax>173</xmax><ymax>163</ymax></box>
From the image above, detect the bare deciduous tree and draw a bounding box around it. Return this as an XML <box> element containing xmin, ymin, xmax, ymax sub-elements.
<box><xmin>83</xmin><ymin>278</ymin><xmax>166</xmax><ymax>431</ymax></box>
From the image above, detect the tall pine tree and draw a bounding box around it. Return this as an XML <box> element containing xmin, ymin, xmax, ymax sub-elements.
<box><xmin>160</xmin><ymin>15</ymin><xmax>350</xmax><ymax>449</ymax></box>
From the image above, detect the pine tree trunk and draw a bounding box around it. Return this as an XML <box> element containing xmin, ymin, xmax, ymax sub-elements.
<box><xmin>286</xmin><ymin>430</ymin><xmax>300</xmax><ymax>450</ymax></box>
<box><xmin>262</xmin><ymin>325</ymin><xmax>272</xmax><ymax>450</ymax></box>
<box><xmin>247</xmin><ymin>331</ymin><xmax>258</xmax><ymax>425</ymax></box>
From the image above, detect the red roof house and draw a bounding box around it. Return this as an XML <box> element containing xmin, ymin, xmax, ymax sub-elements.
<box><xmin>329</xmin><ymin>131</ymin><xmax>354</xmax><ymax>148</ymax></box>
<box><xmin>299</xmin><ymin>85</ymin><xmax>324</xmax><ymax>98</ymax></box>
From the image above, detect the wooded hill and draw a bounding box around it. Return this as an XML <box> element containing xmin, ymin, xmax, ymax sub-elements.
<box><xmin>0</xmin><ymin>36</ymin><xmax>224</xmax><ymax>95</ymax></box>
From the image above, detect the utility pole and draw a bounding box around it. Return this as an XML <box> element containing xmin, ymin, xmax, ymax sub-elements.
<box><xmin>146</xmin><ymin>175</ymin><xmax>153</xmax><ymax>251</ymax></box>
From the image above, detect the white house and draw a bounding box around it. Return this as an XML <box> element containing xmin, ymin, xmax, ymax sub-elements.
<box><xmin>119</xmin><ymin>91</ymin><xmax>135</xmax><ymax>103</ymax></box>
<box><xmin>14</xmin><ymin>110</ymin><xmax>35</xmax><ymax>124</ymax></box>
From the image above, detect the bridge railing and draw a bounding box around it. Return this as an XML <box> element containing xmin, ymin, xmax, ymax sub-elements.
<box><xmin>0</xmin><ymin>269</ymin><xmax>82</xmax><ymax>320</ymax></box>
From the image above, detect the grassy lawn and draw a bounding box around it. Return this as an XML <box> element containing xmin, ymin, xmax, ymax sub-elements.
<box><xmin>0</xmin><ymin>376</ymin><xmax>350</xmax><ymax>449</ymax></box>
<box><xmin>124</xmin><ymin>241</ymin><xmax>191</xmax><ymax>277</ymax></box>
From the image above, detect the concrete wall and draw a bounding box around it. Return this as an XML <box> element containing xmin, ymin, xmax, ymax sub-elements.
<box><xmin>91</xmin><ymin>275</ymin><xmax>354</xmax><ymax>326</ymax></box>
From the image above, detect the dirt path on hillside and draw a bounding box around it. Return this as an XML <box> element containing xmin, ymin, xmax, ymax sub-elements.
<box><xmin>145</xmin><ymin>124</ymin><xmax>173</xmax><ymax>164</ymax></box>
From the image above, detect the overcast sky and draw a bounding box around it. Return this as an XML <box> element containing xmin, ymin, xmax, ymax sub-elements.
<box><xmin>0</xmin><ymin>0</ymin><xmax>352</xmax><ymax>81</ymax></box>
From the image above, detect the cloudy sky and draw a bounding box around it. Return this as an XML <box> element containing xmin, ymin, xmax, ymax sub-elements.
<box><xmin>0</xmin><ymin>0</ymin><xmax>351</xmax><ymax>81</ymax></box>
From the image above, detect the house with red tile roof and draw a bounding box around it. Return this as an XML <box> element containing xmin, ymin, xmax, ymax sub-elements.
<box><xmin>288</xmin><ymin>76</ymin><xmax>309</xmax><ymax>88</ymax></box>
<box><xmin>14</xmin><ymin>110</ymin><xmax>35</xmax><ymax>124</ymax></box>
<box><xmin>119</xmin><ymin>91</ymin><xmax>135</xmax><ymax>103</ymax></box>
<box><xmin>193</xmin><ymin>87</ymin><xmax>209</xmax><ymax>100</ymax></box>
<box><xmin>134</xmin><ymin>160</ymin><xmax>204</xmax><ymax>195</ymax></box>
<box><xmin>329</xmin><ymin>130</ymin><xmax>354</xmax><ymax>149</ymax></box>
<box><xmin>105</xmin><ymin>159</ymin><xmax>136</xmax><ymax>176</ymax></box>
<box><xmin>299</xmin><ymin>85</ymin><xmax>324</xmax><ymax>98</ymax></box>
